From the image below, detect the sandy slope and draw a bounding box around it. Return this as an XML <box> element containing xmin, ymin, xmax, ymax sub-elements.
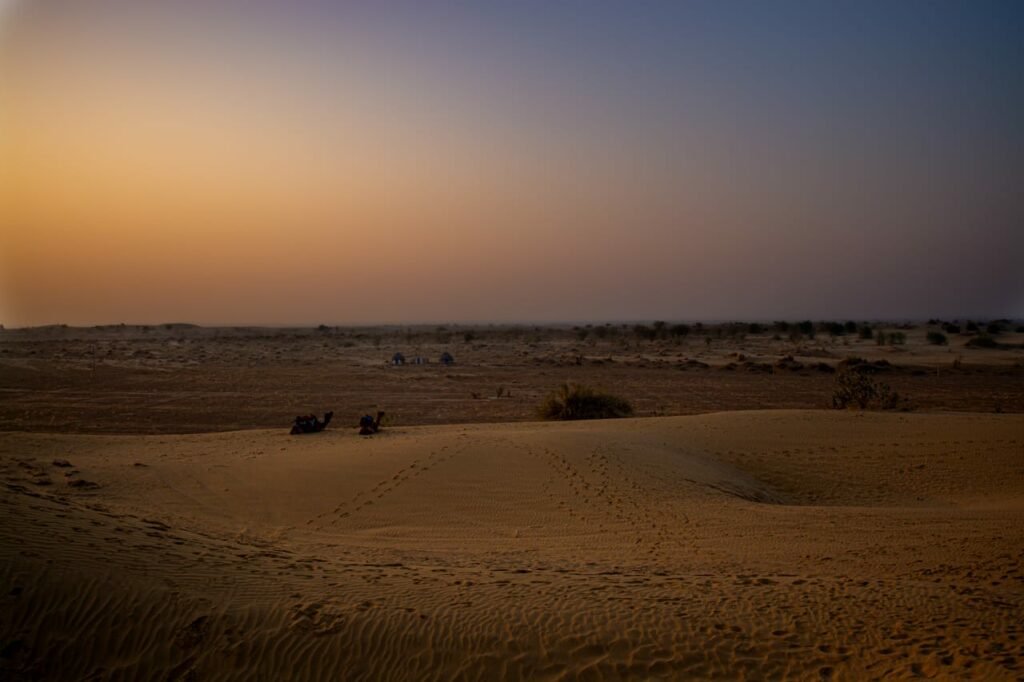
<box><xmin>1</xmin><ymin>411</ymin><xmax>1022</xmax><ymax>680</ymax></box>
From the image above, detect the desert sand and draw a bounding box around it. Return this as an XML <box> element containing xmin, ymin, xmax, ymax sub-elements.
<box><xmin>2</xmin><ymin>410</ymin><xmax>1022</xmax><ymax>680</ymax></box>
<box><xmin>1</xmin><ymin>323</ymin><xmax>1022</xmax><ymax>433</ymax></box>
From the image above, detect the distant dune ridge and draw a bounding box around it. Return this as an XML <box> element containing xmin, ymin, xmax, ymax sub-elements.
<box><xmin>1</xmin><ymin>411</ymin><xmax>1022</xmax><ymax>680</ymax></box>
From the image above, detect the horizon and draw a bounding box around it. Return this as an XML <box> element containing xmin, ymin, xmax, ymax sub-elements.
<box><xmin>3</xmin><ymin>315</ymin><xmax>1020</xmax><ymax>332</ymax></box>
<box><xmin>2</xmin><ymin>1</ymin><xmax>1022</xmax><ymax>326</ymax></box>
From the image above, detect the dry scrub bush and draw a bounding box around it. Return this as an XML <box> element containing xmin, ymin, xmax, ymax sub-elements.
<box><xmin>831</xmin><ymin>368</ymin><xmax>900</xmax><ymax>410</ymax></box>
<box><xmin>539</xmin><ymin>383</ymin><xmax>634</xmax><ymax>420</ymax></box>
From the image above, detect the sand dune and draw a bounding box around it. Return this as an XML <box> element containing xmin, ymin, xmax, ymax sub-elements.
<box><xmin>2</xmin><ymin>411</ymin><xmax>1022</xmax><ymax>680</ymax></box>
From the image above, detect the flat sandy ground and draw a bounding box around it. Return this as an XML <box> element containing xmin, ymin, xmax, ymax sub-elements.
<box><xmin>1</xmin><ymin>325</ymin><xmax>1022</xmax><ymax>679</ymax></box>
<box><xmin>2</xmin><ymin>411</ymin><xmax>1022</xmax><ymax>680</ymax></box>
<box><xmin>1</xmin><ymin>324</ymin><xmax>1022</xmax><ymax>432</ymax></box>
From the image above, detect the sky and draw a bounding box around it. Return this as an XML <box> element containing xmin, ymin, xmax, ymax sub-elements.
<box><xmin>1</xmin><ymin>0</ymin><xmax>1022</xmax><ymax>327</ymax></box>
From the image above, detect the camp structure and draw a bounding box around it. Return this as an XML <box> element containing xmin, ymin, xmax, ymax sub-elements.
<box><xmin>391</xmin><ymin>352</ymin><xmax>406</xmax><ymax>366</ymax></box>
<box><xmin>439</xmin><ymin>351</ymin><xmax>454</xmax><ymax>366</ymax></box>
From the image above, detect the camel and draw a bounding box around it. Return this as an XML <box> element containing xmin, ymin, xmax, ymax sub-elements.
<box><xmin>358</xmin><ymin>411</ymin><xmax>385</xmax><ymax>435</ymax></box>
<box><xmin>290</xmin><ymin>411</ymin><xmax>333</xmax><ymax>435</ymax></box>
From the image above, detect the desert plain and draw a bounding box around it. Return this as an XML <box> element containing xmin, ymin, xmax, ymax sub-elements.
<box><xmin>1</xmin><ymin>322</ymin><xmax>1022</xmax><ymax>680</ymax></box>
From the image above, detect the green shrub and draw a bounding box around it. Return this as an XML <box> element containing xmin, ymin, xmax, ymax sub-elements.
<box><xmin>538</xmin><ymin>383</ymin><xmax>634</xmax><ymax>420</ymax></box>
<box><xmin>926</xmin><ymin>331</ymin><xmax>947</xmax><ymax>345</ymax></box>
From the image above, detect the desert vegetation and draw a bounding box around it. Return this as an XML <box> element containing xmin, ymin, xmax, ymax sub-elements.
<box><xmin>538</xmin><ymin>383</ymin><xmax>634</xmax><ymax>420</ymax></box>
<box><xmin>831</xmin><ymin>365</ymin><xmax>901</xmax><ymax>410</ymax></box>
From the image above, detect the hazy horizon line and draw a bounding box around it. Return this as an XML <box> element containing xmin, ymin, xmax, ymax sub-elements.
<box><xmin>4</xmin><ymin>316</ymin><xmax>1020</xmax><ymax>331</ymax></box>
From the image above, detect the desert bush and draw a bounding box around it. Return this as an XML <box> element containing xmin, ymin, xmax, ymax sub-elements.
<box><xmin>826</xmin><ymin>322</ymin><xmax>846</xmax><ymax>337</ymax></box>
<box><xmin>670</xmin><ymin>323</ymin><xmax>691</xmax><ymax>337</ymax></box>
<box><xmin>926</xmin><ymin>331</ymin><xmax>947</xmax><ymax>345</ymax></box>
<box><xmin>858</xmin><ymin>325</ymin><xmax>873</xmax><ymax>340</ymax></box>
<box><xmin>748</xmin><ymin>323</ymin><xmax>764</xmax><ymax>335</ymax></box>
<box><xmin>943</xmin><ymin>323</ymin><xmax>961</xmax><ymax>334</ymax></box>
<box><xmin>966</xmin><ymin>321</ymin><xmax>979</xmax><ymax>332</ymax></box>
<box><xmin>633</xmin><ymin>324</ymin><xmax>656</xmax><ymax>341</ymax></box>
<box><xmin>966</xmin><ymin>335</ymin><xmax>1001</xmax><ymax>349</ymax></box>
<box><xmin>888</xmin><ymin>331</ymin><xmax>907</xmax><ymax>345</ymax></box>
<box><xmin>539</xmin><ymin>383</ymin><xmax>634</xmax><ymax>420</ymax></box>
<box><xmin>1017</xmin><ymin>325</ymin><xmax>1024</xmax><ymax>333</ymax></box>
<box><xmin>831</xmin><ymin>368</ymin><xmax>900</xmax><ymax>410</ymax></box>
<box><xmin>798</xmin><ymin>321</ymin><xmax>815</xmax><ymax>338</ymax></box>
<box><xmin>986</xmin><ymin>322</ymin><xmax>1003</xmax><ymax>335</ymax></box>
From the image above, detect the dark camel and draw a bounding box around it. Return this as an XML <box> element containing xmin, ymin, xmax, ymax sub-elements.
<box><xmin>291</xmin><ymin>411</ymin><xmax>333</xmax><ymax>435</ymax></box>
<box><xmin>358</xmin><ymin>411</ymin><xmax>385</xmax><ymax>435</ymax></box>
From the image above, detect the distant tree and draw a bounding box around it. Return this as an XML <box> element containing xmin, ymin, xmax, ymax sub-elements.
<box><xmin>844</xmin><ymin>321</ymin><xmax>857</xmax><ymax>334</ymax></box>
<box><xmin>633</xmin><ymin>324</ymin><xmax>656</xmax><ymax>341</ymax></box>
<box><xmin>926</xmin><ymin>331</ymin><xmax>948</xmax><ymax>345</ymax></box>
<box><xmin>669</xmin><ymin>323</ymin><xmax>691</xmax><ymax>337</ymax></box>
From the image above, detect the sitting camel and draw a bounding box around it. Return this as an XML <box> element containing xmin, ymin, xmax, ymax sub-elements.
<box><xmin>291</xmin><ymin>411</ymin><xmax>333</xmax><ymax>435</ymax></box>
<box><xmin>358</xmin><ymin>411</ymin><xmax>385</xmax><ymax>435</ymax></box>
